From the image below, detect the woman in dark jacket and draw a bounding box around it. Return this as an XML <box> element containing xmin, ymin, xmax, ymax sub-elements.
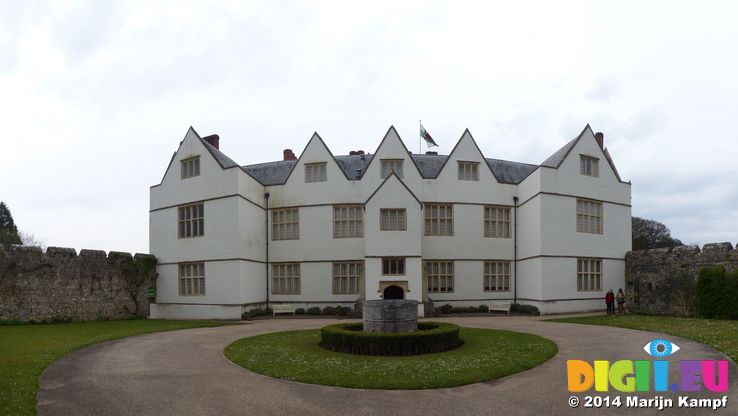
<box><xmin>605</xmin><ymin>289</ymin><xmax>615</xmax><ymax>315</ymax></box>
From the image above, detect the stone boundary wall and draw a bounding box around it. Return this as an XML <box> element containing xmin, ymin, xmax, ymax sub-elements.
<box><xmin>625</xmin><ymin>242</ymin><xmax>738</xmax><ymax>316</ymax></box>
<box><xmin>0</xmin><ymin>245</ymin><xmax>155</xmax><ymax>322</ymax></box>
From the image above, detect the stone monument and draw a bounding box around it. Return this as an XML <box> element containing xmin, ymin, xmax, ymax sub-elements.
<box><xmin>362</xmin><ymin>299</ymin><xmax>418</xmax><ymax>333</ymax></box>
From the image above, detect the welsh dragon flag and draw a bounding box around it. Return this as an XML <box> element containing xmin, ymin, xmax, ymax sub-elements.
<box><xmin>420</xmin><ymin>123</ymin><xmax>438</xmax><ymax>147</ymax></box>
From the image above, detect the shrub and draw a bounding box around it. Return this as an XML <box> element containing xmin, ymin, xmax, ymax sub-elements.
<box><xmin>696</xmin><ymin>266</ymin><xmax>738</xmax><ymax>320</ymax></box>
<box><xmin>295</xmin><ymin>308</ymin><xmax>306</xmax><ymax>315</ymax></box>
<box><xmin>335</xmin><ymin>306</ymin><xmax>351</xmax><ymax>316</ymax></box>
<box><xmin>478</xmin><ymin>305</ymin><xmax>489</xmax><ymax>313</ymax></box>
<box><xmin>322</xmin><ymin>306</ymin><xmax>337</xmax><ymax>315</ymax></box>
<box><xmin>307</xmin><ymin>307</ymin><xmax>322</xmax><ymax>315</ymax></box>
<box><xmin>320</xmin><ymin>322</ymin><xmax>463</xmax><ymax>356</ymax></box>
<box><xmin>438</xmin><ymin>304</ymin><xmax>453</xmax><ymax>314</ymax></box>
<box><xmin>511</xmin><ymin>303</ymin><xmax>540</xmax><ymax>316</ymax></box>
<box><xmin>242</xmin><ymin>307</ymin><xmax>272</xmax><ymax>319</ymax></box>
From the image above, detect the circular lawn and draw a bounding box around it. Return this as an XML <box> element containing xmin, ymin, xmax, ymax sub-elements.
<box><xmin>224</xmin><ymin>326</ymin><xmax>557</xmax><ymax>389</ymax></box>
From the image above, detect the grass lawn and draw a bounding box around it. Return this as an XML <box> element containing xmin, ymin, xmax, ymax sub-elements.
<box><xmin>0</xmin><ymin>319</ymin><xmax>229</xmax><ymax>415</ymax></box>
<box><xmin>224</xmin><ymin>327</ymin><xmax>557</xmax><ymax>389</ymax></box>
<box><xmin>548</xmin><ymin>314</ymin><xmax>738</xmax><ymax>363</ymax></box>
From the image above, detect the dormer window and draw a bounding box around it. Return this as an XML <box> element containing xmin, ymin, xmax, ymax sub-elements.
<box><xmin>580</xmin><ymin>155</ymin><xmax>599</xmax><ymax>177</ymax></box>
<box><xmin>458</xmin><ymin>161</ymin><xmax>479</xmax><ymax>181</ymax></box>
<box><xmin>380</xmin><ymin>159</ymin><xmax>404</xmax><ymax>178</ymax></box>
<box><xmin>305</xmin><ymin>162</ymin><xmax>327</xmax><ymax>182</ymax></box>
<box><xmin>181</xmin><ymin>156</ymin><xmax>200</xmax><ymax>179</ymax></box>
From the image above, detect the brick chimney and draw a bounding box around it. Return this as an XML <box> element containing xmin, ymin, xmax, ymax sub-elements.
<box><xmin>203</xmin><ymin>134</ymin><xmax>220</xmax><ymax>149</ymax></box>
<box><xmin>426</xmin><ymin>151</ymin><xmax>438</xmax><ymax>155</ymax></box>
<box><xmin>283</xmin><ymin>149</ymin><xmax>297</xmax><ymax>161</ymax></box>
<box><xmin>594</xmin><ymin>132</ymin><xmax>604</xmax><ymax>149</ymax></box>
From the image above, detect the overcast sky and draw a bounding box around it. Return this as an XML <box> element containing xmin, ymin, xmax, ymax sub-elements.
<box><xmin>1</xmin><ymin>0</ymin><xmax>737</xmax><ymax>254</ymax></box>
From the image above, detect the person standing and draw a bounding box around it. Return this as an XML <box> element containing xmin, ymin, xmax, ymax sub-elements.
<box><xmin>616</xmin><ymin>288</ymin><xmax>626</xmax><ymax>314</ymax></box>
<box><xmin>605</xmin><ymin>289</ymin><xmax>615</xmax><ymax>315</ymax></box>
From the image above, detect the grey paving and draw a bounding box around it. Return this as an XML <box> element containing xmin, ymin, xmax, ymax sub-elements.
<box><xmin>38</xmin><ymin>316</ymin><xmax>738</xmax><ymax>416</ymax></box>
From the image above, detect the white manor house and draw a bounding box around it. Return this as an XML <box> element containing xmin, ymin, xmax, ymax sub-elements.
<box><xmin>149</xmin><ymin>125</ymin><xmax>631</xmax><ymax>319</ymax></box>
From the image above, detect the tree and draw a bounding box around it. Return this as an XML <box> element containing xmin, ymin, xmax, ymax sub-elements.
<box><xmin>632</xmin><ymin>216</ymin><xmax>683</xmax><ymax>250</ymax></box>
<box><xmin>0</xmin><ymin>201</ymin><xmax>21</xmax><ymax>247</ymax></box>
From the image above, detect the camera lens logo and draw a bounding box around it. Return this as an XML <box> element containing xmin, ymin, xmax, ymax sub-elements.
<box><xmin>643</xmin><ymin>339</ymin><xmax>680</xmax><ymax>358</ymax></box>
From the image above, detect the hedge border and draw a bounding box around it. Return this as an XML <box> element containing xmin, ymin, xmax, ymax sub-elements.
<box><xmin>320</xmin><ymin>322</ymin><xmax>462</xmax><ymax>356</ymax></box>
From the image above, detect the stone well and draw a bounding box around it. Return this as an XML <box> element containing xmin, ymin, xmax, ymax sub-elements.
<box><xmin>362</xmin><ymin>299</ymin><xmax>418</xmax><ymax>333</ymax></box>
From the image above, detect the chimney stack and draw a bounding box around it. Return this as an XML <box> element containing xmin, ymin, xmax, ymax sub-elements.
<box><xmin>426</xmin><ymin>151</ymin><xmax>438</xmax><ymax>155</ymax></box>
<box><xmin>203</xmin><ymin>134</ymin><xmax>220</xmax><ymax>149</ymax></box>
<box><xmin>283</xmin><ymin>149</ymin><xmax>297</xmax><ymax>161</ymax></box>
<box><xmin>594</xmin><ymin>132</ymin><xmax>604</xmax><ymax>149</ymax></box>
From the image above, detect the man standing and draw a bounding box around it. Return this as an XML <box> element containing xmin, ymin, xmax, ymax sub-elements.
<box><xmin>605</xmin><ymin>289</ymin><xmax>615</xmax><ymax>315</ymax></box>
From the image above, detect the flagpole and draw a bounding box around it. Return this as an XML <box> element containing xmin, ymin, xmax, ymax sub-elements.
<box><xmin>418</xmin><ymin>119</ymin><xmax>421</xmax><ymax>154</ymax></box>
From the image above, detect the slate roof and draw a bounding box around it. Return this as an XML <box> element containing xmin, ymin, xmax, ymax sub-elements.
<box><xmin>240</xmin><ymin>153</ymin><xmax>537</xmax><ymax>185</ymax></box>
<box><xmin>201</xmin><ymin>140</ymin><xmax>240</xmax><ymax>169</ymax></box>
<box><xmin>540</xmin><ymin>137</ymin><xmax>577</xmax><ymax>168</ymax></box>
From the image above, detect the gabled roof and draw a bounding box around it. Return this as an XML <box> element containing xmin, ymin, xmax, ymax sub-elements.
<box><xmin>242</xmin><ymin>154</ymin><xmax>373</xmax><ymax>185</ymax></box>
<box><xmin>161</xmin><ymin>124</ymin><xmax>625</xmax><ymax>187</ymax></box>
<box><xmin>538</xmin><ymin>124</ymin><xmax>627</xmax><ymax>183</ymax></box>
<box><xmin>364</xmin><ymin>171</ymin><xmax>422</xmax><ymax>207</ymax></box>
<box><xmin>540</xmin><ymin>125</ymin><xmax>589</xmax><ymax>168</ymax></box>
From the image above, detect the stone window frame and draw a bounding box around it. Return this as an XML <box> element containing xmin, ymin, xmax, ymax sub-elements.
<box><xmin>380</xmin><ymin>159</ymin><xmax>404</xmax><ymax>179</ymax></box>
<box><xmin>382</xmin><ymin>257</ymin><xmax>405</xmax><ymax>276</ymax></box>
<box><xmin>178</xmin><ymin>203</ymin><xmax>204</xmax><ymax>239</ymax></box>
<box><xmin>305</xmin><ymin>162</ymin><xmax>327</xmax><ymax>183</ymax></box>
<box><xmin>580</xmin><ymin>155</ymin><xmax>599</xmax><ymax>177</ymax></box>
<box><xmin>380</xmin><ymin>208</ymin><xmax>407</xmax><ymax>231</ymax></box>
<box><xmin>272</xmin><ymin>208</ymin><xmax>299</xmax><ymax>240</ymax></box>
<box><xmin>272</xmin><ymin>263</ymin><xmax>301</xmax><ymax>295</ymax></box>
<box><xmin>484</xmin><ymin>206</ymin><xmax>511</xmax><ymax>238</ymax></box>
<box><xmin>484</xmin><ymin>261</ymin><xmax>510</xmax><ymax>292</ymax></box>
<box><xmin>179</xmin><ymin>262</ymin><xmax>205</xmax><ymax>296</ymax></box>
<box><xmin>457</xmin><ymin>161</ymin><xmax>479</xmax><ymax>181</ymax></box>
<box><xmin>424</xmin><ymin>203</ymin><xmax>453</xmax><ymax>236</ymax></box>
<box><xmin>332</xmin><ymin>261</ymin><xmax>362</xmax><ymax>294</ymax></box>
<box><xmin>576</xmin><ymin>199</ymin><xmax>603</xmax><ymax>234</ymax></box>
<box><xmin>180</xmin><ymin>156</ymin><xmax>200</xmax><ymax>179</ymax></box>
<box><xmin>425</xmin><ymin>260</ymin><xmax>454</xmax><ymax>293</ymax></box>
<box><xmin>577</xmin><ymin>258</ymin><xmax>602</xmax><ymax>292</ymax></box>
<box><xmin>333</xmin><ymin>205</ymin><xmax>363</xmax><ymax>238</ymax></box>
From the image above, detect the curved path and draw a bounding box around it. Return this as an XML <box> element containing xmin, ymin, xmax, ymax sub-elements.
<box><xmin>38</xmin><ymin>316</ymin><xmax>737</xmax><ymax>415</ymax></box>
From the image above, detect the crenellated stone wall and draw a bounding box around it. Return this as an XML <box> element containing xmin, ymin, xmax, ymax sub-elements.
<box><xmin>625</xmin><ymin>242</ymin><xmax>738</xmax><ymax>316</ymax></box>
<box><xmin>0</xmin><ymin>245</ymin><xmax>156</xmax><ymax>322</ymax></box>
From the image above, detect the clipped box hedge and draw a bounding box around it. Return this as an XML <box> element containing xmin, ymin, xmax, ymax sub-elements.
<box><xmin>320</xmin><ymin>322</ymin><xmax>462</xmax><ymax>356</ymax></box>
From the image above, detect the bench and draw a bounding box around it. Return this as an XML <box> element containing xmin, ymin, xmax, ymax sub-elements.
<box><xmin>272</xmin><ymin>304</ymin><xmax>296</xmax><ymax>316</ymax></box>
<box><xmin>487</xmin><ymin>302</ymin><xmax>512</xmax><ymax>314</ymax></box>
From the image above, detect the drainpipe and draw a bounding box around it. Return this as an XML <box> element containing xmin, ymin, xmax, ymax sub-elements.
<box><xmin>264</xmin><ymin>192</ymin><xmax>270</xmax><ymax>308</ymax></box>
<box><xmin>513</xmin><ymin>196</ymin><xmax>518</xmax><ymax>305</ymax></box>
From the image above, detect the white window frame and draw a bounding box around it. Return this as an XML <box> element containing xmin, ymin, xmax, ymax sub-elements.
<box><xmin>576</xmin><ymin>199</ymin><xmax>603</xmax><ymax>234</ymax></box>
<box><xmin>332</xmin><ymin>261</ymin><xmax>362</xmax><ymax>294</ymax></box>
<box><xmin>305</xmin><ymin>162</ymin><xmax>327</xmax><ymax>183</ymax></box>
<box><xmin>382</xmin><ymin>257</ymin><xmax>405</xmax><ymax>275</ymax></box>
<box><xmin>425</xmin><ymin>261</ymin><xmax>454</xmax><ymax>293</ymax></box>
<box><xmin>484</xmin><ymin>261</ymin><xmax>510</xmax><ymax>292</ymax></box>
<box><xmin>179</xmin><ymin>262</ymin><xmax>205</xmax><ymax>296</ymax></box>
<box><xmin>380</xmin><ymin>159</ymin><xmax>404</xmax><ymax>178</ymax></box>
<box><xmin>272</xmin><ymin>263</ymin><xmax>301</xmax><ymax>294</ymax></box>
<box><xmin>425</xmin><ymin>203</ymin><xmax>453</xmax><ymax>236</ymax></box>
<box><xmin>484</xmin><ymin>206</ymin><xmax>511</xmax><ymax>238</ymax></box>
<box><xmin>577</xmin><ymin>258</ymin><xmax>602</xmax><ymax>292</ymax></box>
<box><xmin>457</xmin><ymin>161</ymin><xmax>479</xmax><ymax>181</ymax></box>
<box><xmin>380</xmin><ymin>208</ymin><xmax>407</xmax><ymax>231</ymax></box>
<box><xmin>181</xmin><ymin>156</ymin><xmax>200</xmax><ymax>179</ymax></box>
<box><xmin>178</xmin><ymin>203</ymin><xmax>204</xmax><ymax>239</ymax></box>
<box><xmin>272</xmin><ymin>208</ymin><xmax>299</xmax><ymax>240</ymax></box>
<box><xmin>580</xmin><ymin>155</ymin><xmax>599</xmax><ymax>177</ymax></box>
<box><xmin>333</xmin><ymin>205</ymin><xmax>363</xmax><ymax>238</ymax></box>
